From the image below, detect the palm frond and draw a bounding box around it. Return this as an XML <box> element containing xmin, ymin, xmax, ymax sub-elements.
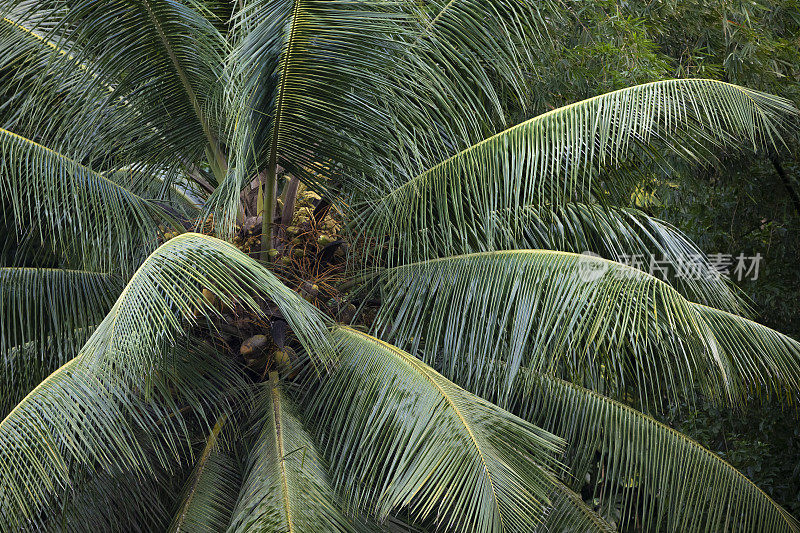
<box><xmin>695</xmin><ymin>303</ymin><xmax>800</xmax><ymax>400</ymax></box>
<box><xmin>40</xmin><ymin>439</ymin><xmax>188</xmax><ymax>532</ymax></box>
<box><xmin>0</xmin><ymin>341</ymin><xmax>245</xmax><ymax>530</ymax></box>
<box><xmin>0</xmin><ymin>1</ymin><xmax>225</xmax><ymax>170</ymax></box>
<box><xmin>381</xmin><ymin>200</ymin><xmax>746</xmax><ymax>313</ymax></box>
<box><xmin>1</xmin><ymin>267</ymin><xmax>119</xmax><ymax>376</ymax></box>
<box><xmin>169</xmin><ymin>417</ymin><xmax>241</xmax><ymax>533</ymax></box>
<box><xmin>354</xmin><ymin>0</ymin><xmax>563</xmax><ymax>188</ymax></box>
<box><xmin>542</xmin><ymin>481</ymin><xmax>617</xmax><ymax>533</ymax></box>
<box><xmin>308</xmin><ymin>327</ymin><xmax>563</xmax><ymax>533</ymax></box>
<box><xmin>0</xmin><ymin>128</ymin><xmax>173</xmax><ymax>271</ymax></box>
<box><xmin>210</xmin><ymin>0</ymin><xmax>411</xmax><ymax>234</ymax></box>
<box><xmin>79</xmin><ymin>233</ymin><xmax>331</xmax><ymax>386</ymax></box>
<box><xmin>517</xmin><ymin>371</ymin><xmax>800</xmax><ymax>533</ymax></box>
<box><xmin>374</xmin><ymin>249</ymin><xmax>800</xmax><ymax>406</ymax></box>
<box><xmin>228</xmin><ymin>375</ymin><xmax>358</xmax><ymax>532</ymax></box>
<box><xmin>359</xmin><ymin>79</ymin><xmax>799</xmax><ymax>264</ymax></box>
<box><xmin>0</xmin><ymin>326</ymin><xmax>95</xmax><ymax>416</ymax></box>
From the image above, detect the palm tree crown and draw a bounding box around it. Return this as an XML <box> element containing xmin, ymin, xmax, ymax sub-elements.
<box><xmin>1</xmin><ymin>0</ymin><xmax>799</xmax><ymax>531</ymax></box>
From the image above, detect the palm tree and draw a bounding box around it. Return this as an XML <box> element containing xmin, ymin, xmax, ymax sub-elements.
<box><xmin>1</xmin><ymin>0</ymin><xmax>799</xmax><ymax>531</ymax></box>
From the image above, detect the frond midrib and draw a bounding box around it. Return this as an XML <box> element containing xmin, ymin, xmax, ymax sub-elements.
<box><xmin>171</xmin><ymin>416</ymin><xmax>227</xmax><ymax>532</ymax></box>
<box><xmin>270</xmin><ymin>373</ymin><xmax>294</xmax><ymax>532</ymax></box>
<box><xmin>381</xmin><ymin>79</ymin><xmax>793</xmax><ymax>202</ymax></box>
<box><xmin>342</xmin><ymin>327</ymin><xmax>506</xmax><ymax>529</ymax></box>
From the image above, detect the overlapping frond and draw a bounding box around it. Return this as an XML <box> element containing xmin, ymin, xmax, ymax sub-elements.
<box><xmin>169</xmin><ymin>417</ymin><xmax>241</xmax><ymax>533</ymax></box>
<box><xmin>211</xmin><ymin>0</ymin><xmax>406</xmax><ymax>233</ymax></box>
<box><xmin>0</xmin><ymin>128</ymin><xmax>172</xmax><ymax>271</ymax></box>
<box><xmin>79</xmin><ymin>233</ymin><xmax>332</xmax><ymax>384</ymax></box>
<box><xmin>517</xmin><ymin>371</ymin><xmax>800</xmax><ymax>533</ymax></box>
<box><xmin>0</xmin><ymin>0</ymin><xmax>226</xmax><ymax>169</ymax></box>
<box><xmin>378</xmin><ymin>200</ymin><xmax>746</xmax><ymax>312</ymax></box>
<box><xmin>308</xmin><ymin>327</ymin><xmax>563</xmax><ymax>533</ymax></box>
<box><xmin>41</xmin><ymin>441</ymin><xmax>188</xmax><ymax>532</ymax></box>
<box><xmin>228</xmin><ymin>375</ymin><xmax>358</xmax><ymax>532</ymax></box>
<box><xmin>0</xmin><ymin>326</ymin><xmax>95</xmax><ymax>416</ymax></box>
<box><xmin>541</xmin><ymin>481</ymin><xmax>617</xmax><ymax>533</ymax></box>
<box><xmin>359</xmin><ymin>79</ymin><xmax>799</xmax><ymax>265</ymax></box>
<box><xmin>375</xmin><ymin>249</ymin><xmax>800</xmax><ymax>406</ymax></box>
<box><xmin>356</xmin><ymin>0</ymin><xmax>563</xmax><ymax>189</ymax></box>
<box><xmin>0</xmin><ymin>343</ymin><xmax>246</xmax><ymax>530</ymax></box>
<box><xmin>0</xmin><ymin>233</ymin><xmax>335</xmax><ymax>527</ymax></box>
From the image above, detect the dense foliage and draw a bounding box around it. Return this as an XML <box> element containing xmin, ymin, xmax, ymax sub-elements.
<box><xmin>1</xmin><ymin>0</ymin><xmax>799</xmax><ymax>531</ymax></box>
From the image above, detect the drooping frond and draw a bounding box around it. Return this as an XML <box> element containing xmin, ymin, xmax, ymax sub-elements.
<box><xmin>0</xmin><ymin>342</ymin><xmax>246</xmax><ymax>530</ymax></box>
<box><xmin>0</xmin><ymin>267</ymin><xmax>119</xmax><ymax>375</ymax></box>
<box><xmin>227</xmin><ymin>375</ymin><xmax>358</xmax><ymax>532</ymax></box>
<box><xmin>517</xmin><ymin>371</ymin><xmax>800</xmax><ymax>533</ymax></box>
<box><xmin>169</xmin><ymin>417</ymin><xmax>241</xmax><ymax>533</ymax></box>
<box><xmin>41</xmin><ymin>440</ymin><xmax>188</xmax><ymax>532</ymax></box>
<box><xmin>374</xmin><ymin>249</ymin><xmax>800</xmax><ymax>406</ymax></box>
<box><xmin>0</xmin><ymin>1</ymin><xmax>226</xmax><ymax>170</ymax></box>
<box><xmin>0</xmin><ymin>128</ymin><xmax>172</xmax><ymax>271</ymax></box>
<box><xmin>78</xmin><ymin>233</ymin><xmax>332</xmax><ymax>385</ymax></box>
<box><xmin>308</xmin><ymin>327</ymin><xmax>563</xmax><ymax>533</ymax></box>
<box><xmin>378</xmin><ymin>200</ymin><xmax>746</xmax><ymax>312</ymax></box>
<box><xmin>695</xmin><ymin>303</ymin><xmax>800</xmax><ymax>400</ymax></box>
<box><xmin>360</xmin><ymin>79</ymin><xmax>799</xmax><ymax>265</ymax></box>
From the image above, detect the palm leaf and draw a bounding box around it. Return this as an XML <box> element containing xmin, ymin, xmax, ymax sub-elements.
<box><xmin>0</xmin><ymin>128</ymin><xmax>173</xmax><ymax>271</ymax></box>
<box><xmin>380</xmin><ymin>200</ymin><xmax>746</xmax><ymax>313</ymax></box>
<box><xmin>40</xmin><ymin>439</ymin><xmax>189</xmax><ymax>532</ymax></box>
<box><xmin>211</xmin><ymin>0</ymin><xmax>411</xmax><ymax>235</ymax></box>
<box><xmin>0</xmin><ymin>267</ymin><xmax>119</xmax><ymax>374</ymax></box>
<box><xmin>0</xmin><ymin>341</ymin><xmax>245</xmax><ymax>530</ymax></box>
<box><xmin>374</xmin><ymin>249</ymin><xmax>800</xmax><ymax>406</ymax></box>
<box><xmin>542</xmin><ymin>481</ymin><xmax>617</xmax><ymax>533</ymax></box>
<box><xmin>359</xmin><ymin>79</ymin><xmax>799</xmax><ymax>264</ymax></box>
<box><xmin>0</xmin><ymin>1</ymin><xmax>226</xmax><ymax>170</ymax></box>
<box><xmin>169</xmin><ymin>417</ymin><xmax>242</xmax><ymax>533</ymax></box>
<box><xmin>307</xmin><ymin>327</ymin><xmax>563</xmax><ymax>533</ymax></box>
<box><xmin>79</xmin><ymin>233</ymin><xmax>331</xmax><ymax>385</ymax></box>
<box><xmin>227</xmin><ymin>374</ymin><xmax>359</xmax><ymax>532</ymax></box>
<box><xmin>0</xmin><ymin>326</ymin><xmax>95</xmax><ymax>416</ymax></box>
<box><xmin>517</xmin><ymin>371</ymin><xmax>800</xmax><ymax>532</ymax></box>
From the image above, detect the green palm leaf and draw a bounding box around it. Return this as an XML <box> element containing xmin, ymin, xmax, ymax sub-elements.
<box><xmin>0</xmin><ymin>128</ymin><xmax>172</xmax><ymax>271</ymax></box>
<box><xmin>211</xmin><ymin>0</ymin><xmax>412</xmax><ymax>236</ymax></box>
<box><xmin>0</xmin><ymin>326</ymin><xmax>95</xmax><ymax>416</ymax></box>
<box><xmin>543</xmin><ymin>481</ymin><xmax>617</xmax><ymax>532</ymax></box>
<box><xmin>308</xmin><ymin>327</ymin><xmax>563</xmax><ymax>532</ymax></box>
<box><xmin>375</xmin><ymin>249</ymin><xmax>800</xmax><ymax>406</ymax></box>
<box><xmin>517</xmin><ymin>371</ymin><xmax>800</xmax><ymax>532</ymax></box>
<box><xmin>0</xmin><ymin>343</ymin><xmax>244</xmax><ymax>530</ymax></box>
<box><xmin>0</xmin><ymin>1</ymin><xmax>226</xmax><ymax>170</ymax></box>
<box><xmin>360</xmin><ymin>79</ymin><xmax>799</xmax><ymax>265</ymax></box>
<box><xmin>79</xmin><ymin>233</ymin><xmax>331</xmax><ymax>384</ymax></box>
<box><xmin>169</xmin><ymin>417</ymin><xmax>241</xmax><ymax>533</ymax></box>
<box><xmin>227</xmin><ymin>375</ymin><xmax>359</xmax><ymax>532</ymax></box>
<box><xmin>0</xmin><ymin>267</ymin><xmax>119</xmax><ymax>365</ymax></box>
